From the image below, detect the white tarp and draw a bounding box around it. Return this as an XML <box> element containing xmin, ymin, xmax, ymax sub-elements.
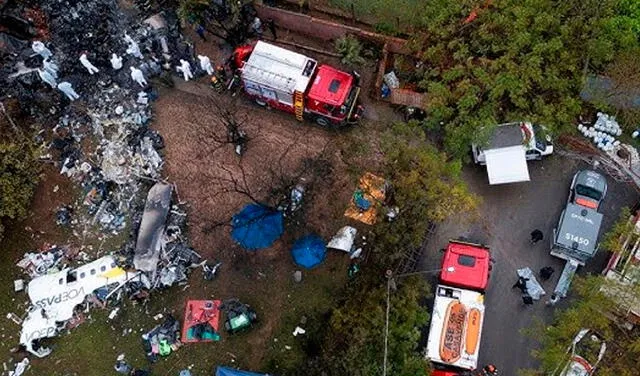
<box><xmin>517</xmin><ymin>267</ymin><xmax>546</xmax><ymax>300</ymax></box>
<box><xmin>326</xmin><ymin>226</ymin><xmax>357</xmax><ymax>252</ymax></box>
<box><xmin>484</xmin><ymin>146</ymin><xmax>530</xmax><ymax>185</ymax></box>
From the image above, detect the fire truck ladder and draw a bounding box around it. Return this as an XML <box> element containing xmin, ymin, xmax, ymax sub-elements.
<box><xmin>294</xmin><ymin>91</ymin><xmax>304</xmax><ymax>121</ymax></box>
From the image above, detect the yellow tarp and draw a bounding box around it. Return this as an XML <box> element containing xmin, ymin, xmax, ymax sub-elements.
<box><xmin>344</xmin><ymin>172</ymin><xmax>386</xmax><ymax>225</ymax></box>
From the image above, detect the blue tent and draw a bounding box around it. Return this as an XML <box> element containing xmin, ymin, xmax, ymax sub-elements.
<box><xmin>231</xmin><ymin>204</ymin><xmax>284</xmax><ymax>250</ymax></box>
<box><xmin>291</xmin><ymin>234</ymin><xmax>326</xmax><ymax>269</ymax></box>
<box><xmin>215</xmin><ymin>366</ymin><xmax>270</xmax><ymax>376</ymax></box>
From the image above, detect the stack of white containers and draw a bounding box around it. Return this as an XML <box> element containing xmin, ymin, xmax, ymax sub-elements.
<box><xmin>577</xmin><ymin>112</ymin><xmax>622</xmax><ymax>151</ymax></box>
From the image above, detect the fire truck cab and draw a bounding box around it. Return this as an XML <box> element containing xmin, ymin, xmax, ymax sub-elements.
<box><xmin>235</xmin><ymin>41</ymin><xmax>363</xmax><ymax>127</ymax></box>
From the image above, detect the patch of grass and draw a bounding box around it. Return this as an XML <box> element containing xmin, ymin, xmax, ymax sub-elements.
<box><xmin>264</xmin><ymin>256</ymin><xmax>348</xmax><ymax>374</ymax></box>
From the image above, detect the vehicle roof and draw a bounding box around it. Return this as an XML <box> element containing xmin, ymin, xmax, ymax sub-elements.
<box><xmin>306</xmin><ymin>65</ymin><xmax>353</xmax><ymax>107</ymax></box>
<box><xmin>486</xmin><ymin>122</ymin><xmax>529</xmax><ymax>149</ymax></box>
<box><xmin>425</xmin><ymin>285</ymin><xmax>484</xmax><ymax>370</ymax></box>
<box><xmin>440</xmin><ymin>241</ymin><xmax>491</xmax><ymax>291</ymax></box>
<box><xmin>242</xmin><ymin>41</ymin><xmax>317</xmax><ymax>94</ymax></box>
<box><xmin>555</xmin><ymin>203</ymin><xmax>603</xmax><ymax>259</ymax></box>
<box><xmin>573</xmin><ymin>170</ymin><xmax>607</xmax><ymax>197</ymax></box>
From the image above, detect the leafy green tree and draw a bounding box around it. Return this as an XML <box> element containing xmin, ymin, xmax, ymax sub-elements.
<box><xmin>406</xmin><ymin>0</ymin><xmax>639</xmax><ymax>157</ymax></box>
<box><xmin>523</xmin><ymin>275</ymin><xmax>640</xmax><ymax>375</ymax></box>
<box><xmin>600</xmin><ymin>206</ymin><xmax>633</xmax><ymax>252</ymax></box>
<box><xmin>319</xmin><ymin>276</ymin><xmax>431</xmax><ymax>376</ymax></box>
<box><xmin>0</xmin><ymin>103</ymin><xmax>41</xmax><ymax>239</ymax></box>
<box><xmin>373</xmin><ymin>121</ymin><xmax>479</xmax><ymax>262</ymax></box>
<box><xmin>177</xmin><ymin>0</ymin><xmax>253</xmax><ymax>46</ymax></box>
<box><xmin>0</xmin><ymin>143</ymin><xmax>39</xmax><ymax>221</ymax></box>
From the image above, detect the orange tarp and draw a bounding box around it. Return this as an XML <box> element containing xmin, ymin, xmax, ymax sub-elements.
<box><xmin>344</xmin><ymin>172</ymin><xmax>386</xmax><ymax>225</ymax></box>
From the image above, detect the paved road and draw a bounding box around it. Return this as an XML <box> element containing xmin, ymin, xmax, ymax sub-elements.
<box><xmin>418</xmin><ymin>155</ymin><xmax>638</xmax><ymax>375</ymax></box>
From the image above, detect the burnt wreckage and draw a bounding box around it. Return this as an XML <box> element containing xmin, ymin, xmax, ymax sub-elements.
<box><xmin>2</xmin><ymin>0</ymin><xmax>204</xmax><ymax>357</ymax></box>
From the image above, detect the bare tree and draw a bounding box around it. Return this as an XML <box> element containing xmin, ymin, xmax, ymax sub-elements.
<box><xmin>201</xmin><ymin>136</ymin><xmax>334</xmax><ymax>233</ymax></box>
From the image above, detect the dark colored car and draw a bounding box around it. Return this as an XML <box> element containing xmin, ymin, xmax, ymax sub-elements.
<box><xmin>569</xmin><ymin>170</ymin><xmax>608</xmax><ymax>211</ymax></box>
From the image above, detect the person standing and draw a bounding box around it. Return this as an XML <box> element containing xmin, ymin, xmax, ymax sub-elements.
<box><xmin>512</xmin><ymin>276</ymin><xmax>529</xmax><ymax>293</ymax></box>
<box><xmin>110</xmin><ymin>53</ymin><xmax>123</xmax><ymax>70</ymax></box>
<box><xmin>251</xmin><ymin>17</ymin><xmax>263</xmax><ymax>39</ymax></box>
<box><xmin>114</xmin><ymin>360</ymin><xmax>131</xmax><ymax>374</ymax></box>
<box><xmin>79</xmin><ymin>53</ymin><xmax>100</xmax><ymax>75</ymax></box>
<box><xmin>546</xmin><ymin>293</ymin><xmax>560</xmax><ymax>307</ymax></box>
<box><xmin>266</xmin><ymin>18</ymin><xmax>277</xmax><ymax>40</ymax></box>
<box><xmin>57</xmin><ymin>81</ymin><xmax>80</xmax><ymax>101</ymax></box>
<box><xmin>198</xmin><ymin>55</ymin><xmax>214</xmax><ymax>75</ymax></box>
<box><xmin>38</xmin><ymin>68</ymin><xmax>57</xmax><ymax>88</ymax></box>
<box><xmin>196</xmin><ymin>24</ymin><xmax>206</xmax><ymax>41</ymax></box>
<box><xmin>530</xmin><ymin>229</ymin><xmax>543</xmax><ymax>244</ymax></box>
<box><xmin>539</xmin><ymin>266</ymin><xmax>555</xmax><ymax>281</ymax></box>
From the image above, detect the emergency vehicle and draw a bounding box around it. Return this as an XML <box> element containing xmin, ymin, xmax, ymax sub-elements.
<box><xmin>233</xmin><ymin>41</ymin><xmax>363</xmax><ymax>127</ymax></box>
<box><xmin>426</xmin><ymin>240</ymin><xmax>492</xmax><ymax>374</ymax></box>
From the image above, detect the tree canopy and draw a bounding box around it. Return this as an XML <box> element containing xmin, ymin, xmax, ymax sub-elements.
<box><xmin>401</xmin><ymin>0</ymin><xmax>640</xmax><ymax>156</ymax></box>
<box><xmin>316</xmin><ymin>276</ymin><xmax>431</xmax><ymax>376</ymax></box>
<box><xmin>373</xmin><ymin>121</ymin><xmax>478</xmax><ymax>262</ymax></box>
<box><xmin>522</xmin><ymin>275</ymin><xmax>640</xmax><ymax>376</ymax></box>
<box><xmin>0</xmin><ymin>103</ymin><xmax>41</xmax><ymax>240</ymax></box>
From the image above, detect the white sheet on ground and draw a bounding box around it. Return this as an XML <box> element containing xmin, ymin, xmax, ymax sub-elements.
<box><xmin>517</xmin><ymin>267</ymin><xmax>546</xmax><ymax>300</ymax></box>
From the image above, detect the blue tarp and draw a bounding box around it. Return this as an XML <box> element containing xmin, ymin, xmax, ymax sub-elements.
<box><xmin>291</xmin><ymin>234</ymin><xmax>326</xmax><ymax>269</ymax></box>
<box><xmin>231</xmin><ymin>204</ymin><xmax>284</xmax><ymax>250</ymax></box>
<box><xmin>215</xmin><ymin>366</ymin><xmax>269</xmax><ymax>376</ymax></box>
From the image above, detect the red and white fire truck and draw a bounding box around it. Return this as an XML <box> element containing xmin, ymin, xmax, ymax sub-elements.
<box><xmin>426</xmin><ymin>240</ymin><xmax>493</xmax><ymax>375</ymax></box>
<box><xmin>232</xmin><ymin>41</ymin><xmax>363</xmax><ymax>127</ymax></box>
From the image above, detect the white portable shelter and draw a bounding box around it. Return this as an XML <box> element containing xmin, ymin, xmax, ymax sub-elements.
<box><xmin>484</xmin><ymin>146</ymin><xmax>530</xmax><ymax>185</ymax></box>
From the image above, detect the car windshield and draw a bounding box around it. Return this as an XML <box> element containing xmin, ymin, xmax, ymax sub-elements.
<box><xmin>457</xmin><ymin>254</ymin><xmax>476</xmax><ymax>267</ymax></box>
<box><xmin>576</xmin><ymin>184</ymin><xmax>602</xmax><ymax>201</ymax></box>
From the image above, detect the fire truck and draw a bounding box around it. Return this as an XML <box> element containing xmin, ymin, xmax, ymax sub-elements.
<box><xmin>426</xmin><ymin>240</ymin><xmax>493</xmax><ymax>375</ymax></box>
<box><xmin>232</xmin><ymin>41</ymin><xmax>363</xmax><ymax>127</ymax></box>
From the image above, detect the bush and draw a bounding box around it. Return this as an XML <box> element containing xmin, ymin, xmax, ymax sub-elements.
<box><xmin>0</xmin><ymin>142</ymin><xmax>41</xmax><ymax>237</ymax></box>
<box><xmin>335</xmin><ymin>35</ymin><xmax>366</xmax><ymax>66</ymax></box>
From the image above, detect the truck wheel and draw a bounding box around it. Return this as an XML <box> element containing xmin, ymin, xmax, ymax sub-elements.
<box><xmin>315</xmin><ymin>117</ymin><xmax>330</xmax><ymax>127</ymax></box>
<box><xmin>255</xmin><ymin>98</ymin><xmax>267</xmax><ymax>107</ymax></box>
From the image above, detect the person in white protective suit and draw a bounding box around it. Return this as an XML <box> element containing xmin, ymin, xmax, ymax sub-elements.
<box><xmin>110</xmin><ymin>53</ymin><xmax>123</xmax><ymax>70</ymax></box>
<box><xmin>79</xmin><ymin>53</ymin><xmax>99</xmax><ymax>75</ymax></box>
<box><xmin>32</xmin><ymin>41</ymin><xmax>52</xmax><ymax>59</ymax></box>
<box><xmin>130</xmin><ymin>66</ymin><xmax>147</xmax><ymax>87</ymax></box>
<box><xmin>124</xmin><ymin>34</ymin><xmax>144</xmax><ymax>59</ymax></box>
<box><xmin>57</xmin><ymin>82</ymin><xmax>80</xmax><ymax>101</ymax></box>
<box><xmin>176</xmin><ymin>59</ymin><xmax>193</xmax><ymax>81</ymax></box>
<box><xmin>43</xmin><ymin>58</ymin><xmax>59</xmax><ymax>78</ymax></box>
<box><xmin>198</xmin><ymin>55</ymin><xmax>214</xmax><ymax>75</ymax></box>
<box><xmin>37</xmin><ymin>69</ymin><xmax>57</xmax><ymax>88</ymax></box>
